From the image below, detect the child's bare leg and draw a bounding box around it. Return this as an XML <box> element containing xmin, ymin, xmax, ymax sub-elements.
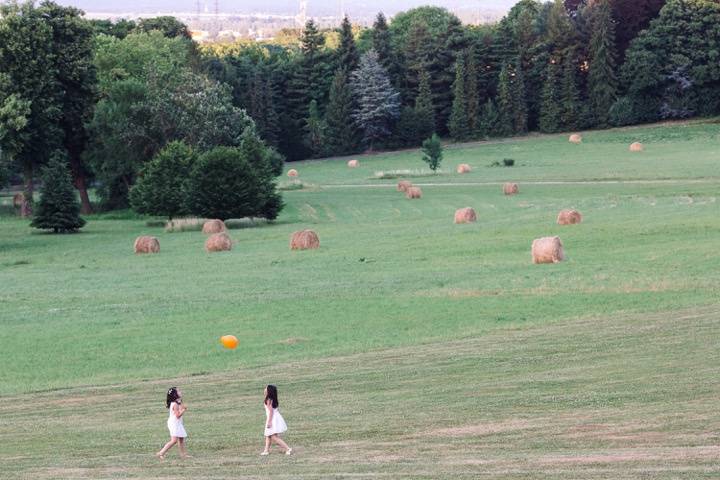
<box><xmin>156</xmin><ymin>437</ymin><xmax>178</xmax><ymax>458</ymax></box>
<box><xmin>263</xmin><ymin>436</ymin><xmax>271</xmax><ymax>452</ymax></box>
<box><xmin>178</xmin><ymin>437</ymin><xmax>190</xmax><ymax>457</ymax></box>
<box><xmin>271</xmin><ymin>434</ymin><xmax>290</xmax><ymax>452</ymax></box>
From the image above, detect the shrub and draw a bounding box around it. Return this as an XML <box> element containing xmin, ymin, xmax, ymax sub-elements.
<box><xmin>129</xmin><ymin>141</ymin><xmax>196</xmax><ymax>220</ymax></box>
<box><xmin>187</xmin><ymin>146</ymin><xmax>283</xmax><ymax>221</ymax></box>
<box><xmin>609</xmin><ymin>97</ymin><xmax>637</xmax><ymax>127</ymax></box>
<box><xmin>503</xmin><ymin>158</ymin><xmax>515</xmax><ymax>167</ymax></box>
<box><xmin>31</xmin><ymin>152</ymin><xmax>86</xmax><ymax>233</ymax></box>
<box><xmin>421</xmin><ymin>134</ymin><xmax>443</xmax><ymax>172</ymax></box>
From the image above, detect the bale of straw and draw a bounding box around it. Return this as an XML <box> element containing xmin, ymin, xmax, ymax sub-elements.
<box><xmin>405</xmin><ymin>186</ymin><xmax>422</xmax><ymax>199</ymax></box>
<box><xmin>12</xmin><ymin>192</ymin><xmax>24</xmax><ymax>209</ymax></box>
<box><xmin>557</xmin><ymin>209</ymin><xmax>582</xmax><ymax>225</ymax></box>
<box><xmin>503</xmin><ymin>183</ymin><xmax>519</xmax><ymax>195</ymax></box>
<box><xmin>456</xmin><ymin>163</ymin><xmax>472</xmax><ymax>174</ymax></box>
<box><xmin>397</xmin><ymin>180</ymin><xmax>413</xmax><ymax>192</ymax></box>
<box><xmin>347</xmin><ymin>159</ymin><xmax>359</xmax><ymax>168</ymax></box>
<box><xmin>205</xmin><ymin>232</ymin><xmax>232</xmax><ymax>252</ymax></box>
<box><xmin>290</xmin><ymin>229</ymin><xmax>320</xmax><ymax>250</ymax></box>
<box><xmin>287</xmin><ymin>169</ymin><xmax>299</xmax><ymax>177</ymax></box>
<box><xmin>134</xmin><ymin>236</ymin><xmax>160</xmax><ymax>254</ymax></box>
<box><xmin>202</xmin><ymin>219</ymin><xmax>226</xmax><ymax>234</ymax></box>
<box><xmin>532</xmin><ymin>236</ymin><xmax>565</xmax><ymax>264</ymax></box>
<box><xmin>454</xmin><ymin>207</ymin><xmax>477</xmax><ymax>224</ymax></box>
<box><xmin>569</xmin><ymin>134</ymin><xmax>582</xmax><ymax>144</ymax></box>
<box><xmin>629</xmin><ymin>142</ymin><xmax>644</xmax><ymax>152</ymax></box>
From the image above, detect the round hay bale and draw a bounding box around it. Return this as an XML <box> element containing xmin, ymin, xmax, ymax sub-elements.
<box><xmin>405</xmin><ymin>186</ymin><xmax>422</xmax><ymax>199</ymax></box>
<box><xmin>205</xmin><ymin>232</ymin><xmax>232</xmax><ymax>253</ymax></box>
<box><xmin>557</xmin><ymin>209</ymin><xmax>582</xmax><ymax>225</ymax></box>
<box><xmin>347</xmin><ymin>159</ymin><xmax>359</xmax><ymax>168</ymax></box>
<box><xmin>569</xmin><ymin>134</ymin><xmax>582</xmax><ymax>144</ymax></box>
<box><xmin>134</xmin><ymin>236</ymin><xmax>160</xmax><ymax>254</ymax></box>
<box><xmin>532</xmin><ymin>236</ymin><xmax>565</xmax><ymax>264</ymax></box>
<box><xmin>290</xmin><ymin>229</ymin><xmax>320</xmax><ymax>250</ymax></box>
<box><xmin>287</xmin><ymin>169</ymin><xmax>299</xmax><ymax>177</ymax></box>
<box><xmin>397</xmin><ymin>180</ymin><xmax>413</xmax><ymax>192</ymax></box>
<box><xmin>503</xmin><ymin>183</ymin><xmax>519</xmax><ymax>195</ymax></box>
<box><xmin>202</xmin><ymin>219</ymin><xmax>226</xmax><ymax>234</ymax></box>
<box><xmin>454</xmin><ymin>207</ymin><xmax>477</xmax><ymax>224</ymax></box>
<box><xmin>629</xmin><ymin>142</ymin><xmax>644</xmax><ymax>152</ymax></box>
<box><xmin>12</xmin><ymin>192</ymin><xmax>24</xmax><ymax>209</ymax></box>
<box><xmin>456</xmin><ymin>163</ymin><xmax>472</xmax><ymax>174</ymax></box>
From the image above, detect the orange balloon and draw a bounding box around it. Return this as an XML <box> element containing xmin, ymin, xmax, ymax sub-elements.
<box><xmin>220</xmin><ymin>335</ymin><xmax>238</xmax><ymax>350</ymax></box>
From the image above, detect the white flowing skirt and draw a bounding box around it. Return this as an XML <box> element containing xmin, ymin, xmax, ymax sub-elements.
<box><xmin>168</xmin><ymin>418</ymin><xmax>188</xmax><ymax>438</ymax></box>
<box><xmin>264</xmin><ymin>409</ymin><xmax>288</xmax><ymax>437</ymax></box>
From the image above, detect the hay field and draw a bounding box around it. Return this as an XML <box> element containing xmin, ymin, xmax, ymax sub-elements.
<box><xmin>1</xmin><ymin>121</ymin><xmax>719</xmax><ymax>478</ymax></box>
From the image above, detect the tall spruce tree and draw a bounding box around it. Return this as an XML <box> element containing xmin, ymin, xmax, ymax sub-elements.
<box><xmin>414</xmin><ymin>68</ymin><xmax>436</xmax><ymax>141</ymax></box>
<box><xmin>31</xmin><ymin>151</ymin><xmax>86</xmax><ymax>233</ymax></box>
<box><xmin>496</xmin><ymin>64</ymin><xmax>514</xmax><ymax>136</ymax></box>
<box><xmin>465</xmin><ymin>48</ymin><xmax>481</xmax><ymax>136</ymax></box>
<box><xmin>588</xmin><ymin>0</ymin><xmax>618</xmax><ymax>127</ymax></box>
<box><xmin>304</xmin><ymin>100</ymin><xmax>326</xmax><ymax>157</ymax></box>
<box><xmin>560</xmin><ymin>56</ymin><xmax>581</xmax><ymax>130</ymax></box>
<box><xmin>372</xmin><ymin>13</ymin><xmax>395</xmax><ymax>80</ymax></box>
<box><xmin>325</xmin><ymin>67</ymin><xmax>357</xmax><ymax>155</ymax></box>
<box><xmin>479</xmin><ymin>99</ymin><xmax>500</xmax><ymax>138</ymax></box>
<box><xmin>337</xmin><ymin>16</ymin><xmax>359</xmax><ymax>72</ymax></box>
<box><xmin>350</xmin><ymin>50</ymin><xmax>401</xmax><ymax>149</ymax></box>
<box><xmin>511</xmin><ymin>58</ymin><xmax>528</xmax><ymax>134</ymax></box>
<box><xmin>539</xmin><ymin>61</ymin><xmax>562</xmax><ymax>133</ymax></box>
<box><xmin>448</xmin><ymin>56</ymin><xmax>470</xmax><ymax>140</ymax></box>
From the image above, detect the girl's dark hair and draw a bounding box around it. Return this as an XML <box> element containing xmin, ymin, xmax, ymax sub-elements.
<box><xmin>265</xmin><ymin>384</ymin><xmax>279</xmax><ymax>408</ymax></box>
<box><xmin>166</xmin><ymin>387</ymin><xmax>180</xmax><ymax>408</ymax></box>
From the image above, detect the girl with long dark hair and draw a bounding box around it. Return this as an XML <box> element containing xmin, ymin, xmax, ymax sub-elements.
<box><xmin>261</xmin><ymin>384</ymin><xmax>292</xmax><ymax>455</ymax></box>
<box><xmin>155</xmin><ymin>387</ymin><xmax>190</xmax><ymax>459</ymax></box>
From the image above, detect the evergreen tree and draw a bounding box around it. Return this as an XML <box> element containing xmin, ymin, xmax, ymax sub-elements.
<box><xmin>337</xmin><ymin>16</ymin><xmax>359</xmax><ymax>72</ymax></box>
<box><xmin>465</xmin><ymin>48</ymin><xmax>481</xmax><ymax>136</ymax></box>
<box><xmin>414</xmin><ymin>68</ymin><xmax>436</xmax><ymax>142</ymax></box>
<box><xmin>547</xmin><ymin>0</ymin><xmax>577</xmax><ymax>55</ymax></box>
<box><xmin>304</xmin><ymin>100</ymin><xmax>326</xmax><ymax>157</ymax></box>
<box><xmin>325</xmin><ymin>67</ymin><xmax>357</xmax><ymax>155</ymax></box>
<box><xmin>448</xmin><ymin>56</ymin><xmax>469</xmax><ymax>140</ymax></box>
<box><xmin>479</xmin><ymin>99</ymin><xmax>500</xmax><ymax>138</ymax></box>
<box><xmin>496</xmin><ymin>64</ymin><xmax>514</xmax><ymax>136</ymax></box>
<box><xmin>588</xmin><ymin>0</ymin><xmax>618</xmax><ymax>127</ymax></box>
<box><xmin>31</xmin><ymin>151</ymin><xmax>86</xmax><ymax>233</ymax></box>
<box><xmin>511</xmin><ymin>58</ymin><xmax>528</xmax><ymax>134</ymax></box>
<box><xmin>421</xmin><ymin>133</ymin><xmax>443</xmax><ymax>171</ymax></box>
<box><xmin>372</xmin><ymin>13</ymin><xmax>394</xmax><ymax>76</ymax></box>
<box><xmin>560</xmin><ymin>56</ymin><xmax>580</xmax><ymax>130</ymax></box>
<box><xmin>350</xmin><ymin>50</ymin><xmax>401</xmax><ymax>150</ymax></box>
<box><xmin>539</xmin><ymin>61</ymin><xmax>562</xmax><ymax>133</ymax></box>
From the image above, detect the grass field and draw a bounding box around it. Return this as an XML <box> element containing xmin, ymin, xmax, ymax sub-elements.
<box><xmin>1</xmin><ymin>121</ymin><xmax>719</xmax><ymax>478</ymax></box>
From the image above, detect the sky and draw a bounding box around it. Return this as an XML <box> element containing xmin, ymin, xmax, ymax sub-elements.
<box><xmin>54</xmin><ymin>0</ymin><xmax>517</xmax><ymax>16</ymax></box>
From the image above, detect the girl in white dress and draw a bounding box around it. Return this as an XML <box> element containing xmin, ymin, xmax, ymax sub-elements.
<box><xmin>261</xmin><ymin>384</ymin><xmax>292</xmax><ymax>456</ymax></box>
<box><xmin>156</xmin><ymin>387</ymin><xmax>190</xmax><ymax>459</ymax></box>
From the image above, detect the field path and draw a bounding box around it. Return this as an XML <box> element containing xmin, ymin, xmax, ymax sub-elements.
<box><xmin>322</xmin><ymin>178</ymin><xmax>720</xmax><ymax>188</ymax></box>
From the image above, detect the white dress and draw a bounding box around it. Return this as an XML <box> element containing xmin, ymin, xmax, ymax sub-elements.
<box><xmin>167</xmin><ymin>401</ymin><xmax>188</xmax><ymax>438</ymax></box>
<box><xmin>264</xmin><ymin>404</ymin><xmax>288</xmax><ymax>437</ymax></box>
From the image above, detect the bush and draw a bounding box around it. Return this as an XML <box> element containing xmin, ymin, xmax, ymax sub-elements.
<box><xmin>609</xmin><ymin>97</ymin><xmax>638</xmax><ymax>127</ymax></box>
<box><xmin>187</xmin><ymin>146</ymin><xmax>283</xmax><ymax>221</ymax></box>
<box><xmin>31</xmin><ymin>151</ymin><xmax>86</xmax><ymax>233</ymax></box>
<box><xmin>421</xmin><ymin>134</ymin><xmax>443</xmax><ymax>172</ymax></box>
<box><xmin>129</xmin><ymin>141</ymin><xmax>196</xmax><ymax>219</ymax></box>
<box><xmin>503</xmin><ymin>158</ymin><xmax>515</xmax><ymax>167</ymax></box>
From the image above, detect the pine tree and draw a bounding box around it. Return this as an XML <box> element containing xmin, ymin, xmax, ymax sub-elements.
<box><xmin>337</xmin><ymin>16</ymin><xmax>359</xmax><ymax>72</ymax></box>
<box><xmin>448</xmin><ymin>56</ymin><xmax>469</xmax><ymax>141</ymax></box>
<box><xmin>304</xmin><ymin>100</ymin><xmax>326</xmax><ymax>157</ymax></box>
<box><xmin>465</xmin><ymin>48</ymin><xmax>481</xmax><ymax>136</ymax></box>
<box><xmin>325</xmin><ymin>67</ymin><xmax>357</xmax><ymax>155</ymax></box>
<box><xmin>588</xmin><ymin>0</ymin><xmax>618</xmax><ymax>127</ymax></box>
<box><xmin>479</xmin><ymin>99</ymin><xmax>500</xmax><ymax>138</ymax></box>
<box><xmin>350</xmin><ymin>50</ymin><xmax>401</xmax><ymax>150</ymax></box>
<box><xmin>372</xmin><ymin>13</ymin><xmax>392</xmax><ymax>72</ymax></box>
<box><xmin>496</xmin><ymin>64</ymin><xmax>514</xmax><ymax>136</ymax></box>
<box><xmin>421</xmin><ymin>133</ymin><xmax>443</xmax><ymax>171</ymax></box>
<box><xmin>547</xmin><ymin>0</ymin><xmax>577</xmax><ymax>55</ymax></box>
<box><xmin>414</xmin><ymin>68</ymin><xmax>436</xmax><ymax>142</ymax></box>
<box><xmin>31</xmin><ymin>151</ymin><xmax>86</xmax><ymax>233</ymax></box>
<box><xmin>539</xmin><ymin>61</ymin><xmax>562</xmax><ymax>133</ymax></box>
<box><xmin>511</xmin><ymin>58</ymin><xmax>528</xmax><ymax>134</ymax></box>
<box><xmin>560</xmin><ymin>56</ymin><xmax>581</xmax><ymax>130</ymax></box>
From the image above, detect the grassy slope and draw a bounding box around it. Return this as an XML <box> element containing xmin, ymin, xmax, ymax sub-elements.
<box><xmin>1</xmin><ymin>121</ymin><xmax>719</xmax><ymax>478</ymax></box>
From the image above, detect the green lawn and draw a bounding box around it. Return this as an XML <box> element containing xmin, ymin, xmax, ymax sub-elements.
<box><xmin>1</xmin><ymin>121</ymin><xmax>719</xmax><ymax>478</ymax></box>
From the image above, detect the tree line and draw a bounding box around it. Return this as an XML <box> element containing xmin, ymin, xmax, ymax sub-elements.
<box><xmin>2</xmin><ymin>0</ymin><xmax>720</xmax><ymax>221</ymax></box>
